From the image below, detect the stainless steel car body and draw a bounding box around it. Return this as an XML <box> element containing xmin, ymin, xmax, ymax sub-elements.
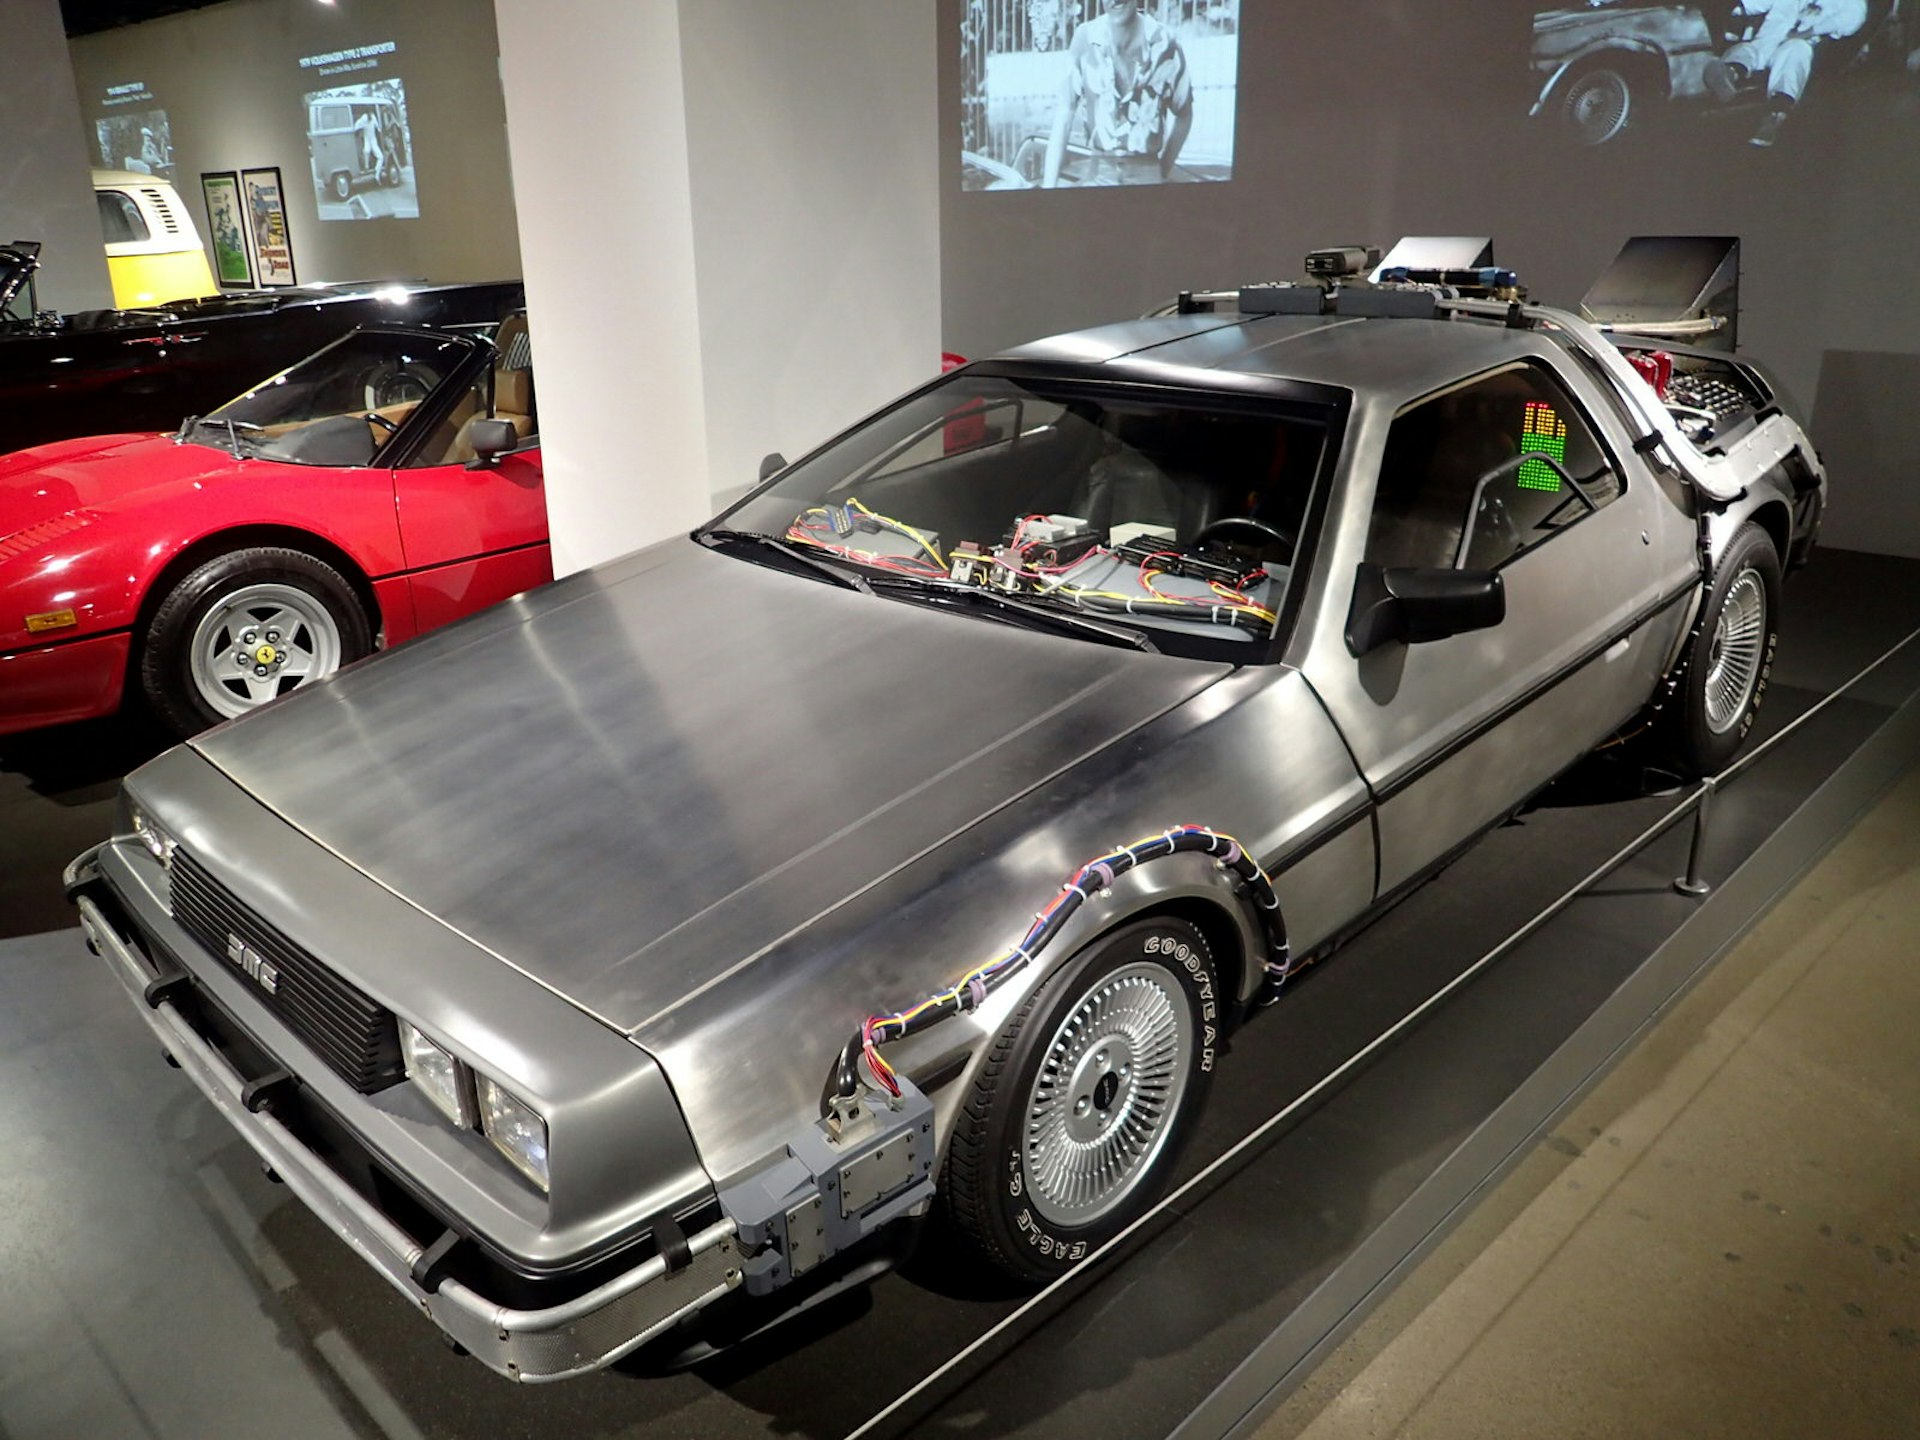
<box><xmin>70</xmin><ymin>296</ymin><xmax>1823</xmax><ymax>1377</ymax></box>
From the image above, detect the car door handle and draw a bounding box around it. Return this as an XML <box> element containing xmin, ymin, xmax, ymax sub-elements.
<box><xmin>168</xmin><ymin>332</ymin><xmax>208</xmax><ymax>344</ymax></box>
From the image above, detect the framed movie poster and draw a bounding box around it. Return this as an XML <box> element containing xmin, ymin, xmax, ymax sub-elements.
<box><xmin>199</xmin><ymin>171</ymin><xmax>254</xmax><ymax>288</ymax></box>
<box><xmin>239</xmin><ymin>166</ymin><xmax>297</xmax><ymax>287</ymax></box>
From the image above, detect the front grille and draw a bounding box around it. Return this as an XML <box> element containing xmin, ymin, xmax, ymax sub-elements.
<box><xmin>170</xmin><ymin>849</ymin><xmax>403</xmax><ymax>1093</ymax></box>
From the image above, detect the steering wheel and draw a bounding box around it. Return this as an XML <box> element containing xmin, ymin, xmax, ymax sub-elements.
<box><xmin>365</xmin><ymin>412</ymin><xmax>399</xmax><ymax>435</ymax></box>
<box><xmin>363</xmin><ymin>363</ymin><xmax>434</xmax><ymax>410</ymax></box>
<box><xmin>1190</xmin><ymin>515</ymin><xmax>1294</xmax><ymax>553</ymax></box>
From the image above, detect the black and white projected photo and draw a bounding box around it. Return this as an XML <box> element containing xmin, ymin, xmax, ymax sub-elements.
<box><xmin>95</xmin><ymin>88</ymin><xmax>173</xmax><ymax>178</ymax></box>
<box><xmin>960</xmin><ymin>0</ymin><xmax>1239</xmax><ymax>189</ymax></box>
<box><xmin>1527</xmin><ymin>0</ymin><xmax>1918</xmax><ymax>148</ymax></box>
<box><xmin>299</xmin><ymin>42</ymin><xmax>417</xmax><ymax>220</ymax></box>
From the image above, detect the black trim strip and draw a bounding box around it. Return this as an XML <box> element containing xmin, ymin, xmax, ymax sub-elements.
<box><xmin>371</xmin><ymin>538</ymin><xmax>549</xmax><ymax>584</ymax></box>
<box><xmin>5</xmin><ymin>622</ymin><xmax>132</xmax><ymax>658</ymax></box>
<box><xmin>1373</xmin><ymin>578</ymin><xmax>1699</xmax><ymax>807</ymax></box>
<box><xmin>1261</xmin><ymin>791</ymin><xmax>1374</xmax><ymax>877</ymax></box>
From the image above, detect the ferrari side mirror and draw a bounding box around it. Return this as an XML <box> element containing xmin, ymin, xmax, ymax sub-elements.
<box><xmin>466</xmin><ymin>417</ymin><xmax>517</xmax><ymax>468</ymax></box>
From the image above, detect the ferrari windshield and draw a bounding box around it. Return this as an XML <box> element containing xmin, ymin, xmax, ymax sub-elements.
<box><xmin>192</xmin><ymin>330</ymin><xmax>475</xmax><ymax>466</ymax></box>
<box><xmin>717</xmin><ymin>373</ymin><xmax>1334</xmax><ymax>657</ymax></box>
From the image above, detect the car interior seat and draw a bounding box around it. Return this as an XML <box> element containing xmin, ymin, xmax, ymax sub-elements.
<box><xmin>446</xmin><ymin>314</ymin><xmax>535</xmax><ymax>463</ymax></box>
<box><xmin>1076</xmin><ymin>414</ymin><xmax>1219</xmax><ymax>542</ymax></box>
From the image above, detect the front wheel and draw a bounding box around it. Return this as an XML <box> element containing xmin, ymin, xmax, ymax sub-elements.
<box><xmin>1669</xmin><ymin>522</ymin><xmax>1782</xmax><ymax>775</ymax></box>
<box><xmin>944</xmin><ymin>917</ymin><xmax>1217</xmax><ymax>1284</ymax></box>
<box><xmin>330</xmin><ymin>170</ymin><xmax>353</xmax><ymax>202</ymax></box>
<box><xmin>1556</xmin><ymin>60</ymin><xmax>1643</xmax><ymax>146</ymax></box>
<box><xmin>140</xmin><ymin>547</ymin><xmax>372</xmax><ymax>737</ymax></box>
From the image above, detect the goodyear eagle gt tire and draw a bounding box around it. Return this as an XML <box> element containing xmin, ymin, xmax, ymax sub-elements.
<box><xmin>945</xmin><ymin>916</ymin><xmax>1218</xmax><ymax>1285</ymax></box>
<box><xmin>1672</xmin><ymin>521</ymin><xmax>1781</xmax><ymax>775</ymax></box>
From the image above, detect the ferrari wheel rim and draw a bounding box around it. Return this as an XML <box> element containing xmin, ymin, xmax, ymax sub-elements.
<box><xmin>1704</xmin><ymin>569</ymin><xmax>1766</xmax><ymax>733</ymax></box>
<box><xmin>1022</xmin><ymin>960</ymin><xmax>1192</xmax><ymax>1227</ymax></box>
<box><xmin>188</xmin><ymin>582</ymin><xmax>342</xmax><ymax>719</ymax></box>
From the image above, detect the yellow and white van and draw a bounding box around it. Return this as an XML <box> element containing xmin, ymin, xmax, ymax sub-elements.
<box><xmin>93</xmin><ymin>169</ymin><xmax>217</xmax><ymax>308</ymax></box>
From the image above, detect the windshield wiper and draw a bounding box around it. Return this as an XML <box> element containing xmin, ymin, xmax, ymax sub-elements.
<box><xmin>180</xmin><ymin>415</ymin><xmax>264</xmax><ymax>456</ymax></box>
<box><xmin>697</xmin><ymin>528</ymin><xmax>874</xmax><ymax>594</ymax></box>
<box><xmin>866</xmin><ymin>576</ymin><xmax>1157</xmax><ymax>652</ymax></box>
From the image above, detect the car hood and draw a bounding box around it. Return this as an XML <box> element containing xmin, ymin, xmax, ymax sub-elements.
<box><xmin>0</xmin><ymin>433</ymin><xmax>238</xmax><ymax>541</ymax></box>
<box><xmin>188</xmin><ymin>539</ymin><xmax>1231</xmax><ymax>1033</ymax></box>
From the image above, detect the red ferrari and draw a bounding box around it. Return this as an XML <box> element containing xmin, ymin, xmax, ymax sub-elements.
<box><xmin>0</xmin><ymin>318</ymin><xmax>548</xmax><ymax>737</ymax></box>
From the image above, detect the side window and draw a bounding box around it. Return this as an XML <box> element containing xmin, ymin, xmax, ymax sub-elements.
<box><xmin>1365</xmin><ymin>364</ymin><xmax>1622</xmax><ymax>573</ymax></box>
<box><xmin>96</xmin><ymin>191</ymin><xmax>149</xmax><ymax>245</ymax></box>
<box><xmin>408</xmin><ymin>323</ymin><xmax>536</xmax><ymax>468</ymax></box>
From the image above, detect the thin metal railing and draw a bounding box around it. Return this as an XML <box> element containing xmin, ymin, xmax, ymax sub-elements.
<box><xmin>1672</xmin><ymin>619</ymin><xmax>1920</xmax><ymax>893</ymax></box>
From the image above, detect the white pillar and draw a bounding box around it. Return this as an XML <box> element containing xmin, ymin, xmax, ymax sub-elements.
<box><xmin>494</xmin><ymin>0</ymin><xmax>941</xmax><ymax>577</ymax></box>
<box><xmin>493</xmin><ymin>0</ymin><xmax>712</xmax><ymax>576</ymax></box>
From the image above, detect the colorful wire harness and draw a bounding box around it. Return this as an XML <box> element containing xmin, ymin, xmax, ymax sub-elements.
<box><xmin>833</xmin><ymin>824</ymin><xmax>1290</xmax><ymax>1101</ymax></box>
<box><xmin>787</xmin><ymin>498</ymin><xmax>948</xmax><ymax>579</ymax></box>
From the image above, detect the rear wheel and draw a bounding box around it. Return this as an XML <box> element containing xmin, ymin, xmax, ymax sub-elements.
<box><xmin>1670</xmin><ymin>522</ymin><xmax>1781</xmax><ymax>774</ymax></box>
<box><xmin>140</xmin><ymin>547</ymin><xmax>371</xmax><ymax>736</ymax></box>
<box><xmin>330</xmin><ymin>170</ymin><xmax>353</xmax><ymax>202</ymax></box>
<box><xmin>944</xmin><ymin>917</ymin><xmax>1217</xmax><ymax>1284</ymax></box>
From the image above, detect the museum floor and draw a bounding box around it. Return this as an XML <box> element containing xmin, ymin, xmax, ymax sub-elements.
<box><xmin>1252</xmin><ymin>763</ymin><xmax>1920</xmax><ymax>1440</ymax></box>
<box><xmin>2</xmin><ymin>549</ymin><xmax>1916</xmax><ymax>1439</ymax></box>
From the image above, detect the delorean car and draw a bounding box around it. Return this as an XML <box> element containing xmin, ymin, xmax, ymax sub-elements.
<box><xmin>67</xmin><ymin>246</ymin><xmax>1824</xmax><ymax>1381</ymax></box>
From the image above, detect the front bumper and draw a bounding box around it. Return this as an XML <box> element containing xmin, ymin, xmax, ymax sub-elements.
<box><xmin>71</xmin><ymin>851</ymin><xmax>743</xmax><ymax>1382</ymax></box>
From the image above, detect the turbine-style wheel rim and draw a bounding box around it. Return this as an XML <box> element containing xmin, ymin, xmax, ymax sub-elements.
<box><xmin>1023</xmin><ymin>960</ymin><xmax>1193</xmax><ymax>1227</ymax></box>
<box><xmin>188</xmin><ymin>583</ymin><xmax>342</xmax><ymax>719</ymax></box>
<box><xmin>1566</xmin><ymin>72</ymin><xmax>1630</xmax><ymax>145</ymax></box>
<box><xmin>1704</xmin><ymin>569</ymin><xmax>1766</xmax><ymax>733</ymax></box>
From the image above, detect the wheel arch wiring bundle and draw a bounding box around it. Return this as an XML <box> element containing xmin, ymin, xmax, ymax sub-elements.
<box><xmin>831</xmin><ymin>824</ymin><xmax>1290</xmax><ymax>1105</ymax></box>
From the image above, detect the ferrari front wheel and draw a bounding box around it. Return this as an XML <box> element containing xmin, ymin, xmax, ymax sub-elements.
<box><xmin>944</xmin><ymin>917</ymin><xmax>1217</xmax><ymax>1285</ymax></box>
<box><xmin>141</xmin><ymin>547</ymin><xmax>371</xmax><ymax>736</ymax></box>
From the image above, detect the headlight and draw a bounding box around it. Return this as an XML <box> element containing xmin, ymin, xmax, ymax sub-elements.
<box><xmin>477</xmin><ymin>1075</ymin><xmax>550</xmax><ymax>1193</ymax></box>
<box><xmin>400</xmin><ymin>1021</ymin><xmax>550</xmax><ymax>1193</ymax></box>
<box><xmin>400</xmin><ymin>1021</ymin><xmax>475</xmax><ymax>1127</ymax></box>
<box><xmin>128</xmin><ymin>799</ymin><xmax>177</xmax><ymax>869</ymax></box>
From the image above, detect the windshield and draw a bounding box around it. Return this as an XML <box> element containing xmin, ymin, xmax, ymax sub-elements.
<box><xmin>192</xmin><ymin>330</ymin><xmax>473</xmax><ymax>466</ymax></box>
<box><xmin>717</xmin><ymin>373</ymin><xmax>1333</xmax><ymax>658</ymax></box>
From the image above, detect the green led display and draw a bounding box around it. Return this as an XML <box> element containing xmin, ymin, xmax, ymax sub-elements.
<box><xmin>1518</xmin><ymin>400</ymin><xmax>1567</xmax><ymax>492</ymax></box>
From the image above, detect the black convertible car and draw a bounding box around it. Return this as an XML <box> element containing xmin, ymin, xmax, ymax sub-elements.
<box><xmin>0</xmin><ymin>243</ymin><xmax>523</xmax><ymax>452</ymax></box>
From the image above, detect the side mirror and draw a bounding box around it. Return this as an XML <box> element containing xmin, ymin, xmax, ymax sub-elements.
<box><xmin>759</xmin><ymin>451</ymin><xmax>788</xmax><ymax>482</ymax></box>
<box><xmin>1345</xmin><ymin>562</ymin><xmax>1505</xmax><ymax>657</ymax></box>
<box><xmin>466</xmin><ymin>417</ymin><xmax>517</xmax><ymax>468</ymax></box>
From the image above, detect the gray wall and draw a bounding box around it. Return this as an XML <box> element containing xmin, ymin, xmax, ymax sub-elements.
<box><xmin>938</xmin><ymin>0</ymin><xmax>1920</xmax><ymax>557</ymax></box>
<box><xmin>68</xmin><ymin>0</ymin><xmax>520</xmax><ymax>286</ymax></box>
<box><xmin>1</xmin><ymin>0</ymin><xmax>112</xmax><ymax>312</ymax></box>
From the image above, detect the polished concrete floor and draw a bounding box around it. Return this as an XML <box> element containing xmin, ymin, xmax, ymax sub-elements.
<box><xmin>1254</xmin><ymin>765</ymin><xmax>1920</xmax><ymax>1440</ymax></box>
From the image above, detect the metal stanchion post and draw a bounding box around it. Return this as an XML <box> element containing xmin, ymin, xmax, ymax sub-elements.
<box><xmin>1673</xmin><ymin>777</ymin><xmax>1716</xmax><ymax>896</ymax></box>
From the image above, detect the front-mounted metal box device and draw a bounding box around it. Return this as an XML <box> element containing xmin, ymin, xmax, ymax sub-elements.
<box><xmin>718</xmin><ymin>1079</ymin><xmax>935</xmax><ymax>1295</ymax></box>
